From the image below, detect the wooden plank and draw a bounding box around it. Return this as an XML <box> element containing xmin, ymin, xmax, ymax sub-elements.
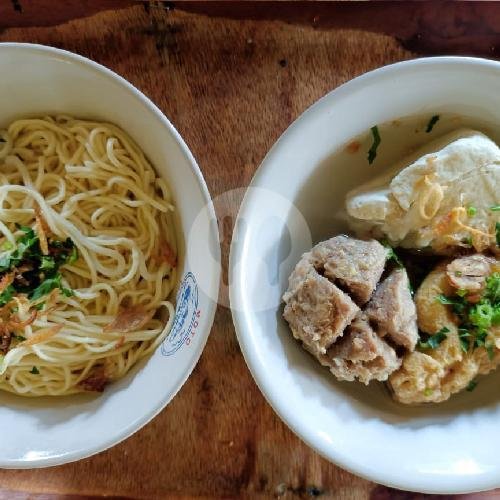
<box><xmin>174</xmin><ymin>1</ymin><xmax>500</xmax><ymax>56</ymax></box>
<box><xmin>0</xmin><ymin>0</ymin><xmax>134</xmax><ymax>28</ymax></box>
<box><xmin>3</xmin><ymin>1</ymin><xmax>500</xmax><ymax>57</ymax></box>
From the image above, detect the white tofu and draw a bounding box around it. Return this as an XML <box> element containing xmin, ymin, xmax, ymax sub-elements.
<box><xmin>346</xmin><ymin>129</ymin><xmax>500</xmax><ymax>252</ymax></box>
<box><xmin>391</xmin><ymin>131</ymin><xmax>500</xmax><ymax>211</ymax></box>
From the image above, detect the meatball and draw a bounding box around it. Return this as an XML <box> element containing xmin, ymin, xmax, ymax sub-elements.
<box><xmin>283</xmin><ymin>236</ymin><xmax>418</xmax><ymax>384</ymax></box>
<box><xmin>365</xmin><ymin>268</ymin><xmax>418</xmax><ymax>351</ymax></box>
<box><xmin>311</xmin><ymin>235</ymin><xmax>390</xmax><ymax>304</ymax></box>
<box><xmin>325</xmin><ymin>313</ymin><xmax>401</xmax><ymax>384</ymax></box>
<box><xmin>283</xmin><ymin>265</ymin><xmax>359</xmax><ymax>357</ymax></box>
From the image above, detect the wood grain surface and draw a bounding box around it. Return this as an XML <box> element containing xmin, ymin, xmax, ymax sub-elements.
<box><xmin>0</xmin><ymin>1</ymin><xmax>499</xmax><ymax>499</ymax></box>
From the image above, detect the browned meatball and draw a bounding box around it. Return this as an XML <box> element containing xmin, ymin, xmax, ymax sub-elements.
<box><xmin>389</xmin><ymin>255</ymin><xmax>500</xmax><ymax>404</ymax></box>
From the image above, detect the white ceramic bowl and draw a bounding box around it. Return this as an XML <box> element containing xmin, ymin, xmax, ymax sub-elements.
<box><xmin>0</xmin><ymin>43</ymin><xmax>220</xmax><ymax>467</ymax></box>
<box><xmin>230</xmin><ymin>57</ymin><xmax>500</xmax><ymax>494</ymax></box>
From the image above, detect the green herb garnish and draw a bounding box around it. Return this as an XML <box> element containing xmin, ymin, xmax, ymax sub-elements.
<box><xmin>387</xmin><ymin>248</ymin><xmax>403</xmax><ymax>268</ymax></box>
<box><xmin>13</xmin><ymin>335</ymin><xmax>26</xmax><ymax>342</ymax></box>
<box><xmin>496</xmin><ymin>222</ymin><xmax>500</xmax><ymax>246</ymax></box>
<box><xmin>68</xmin><ymin>246</ymin><xmax>79</xmax><ymax>264</ymax></box>
<box><xmin>438</xmin><ymin>273</ymin><xmax>500</xmax><ymax>360</ymax></box>
<box><xmin>30</xmin><ymin>273</ymin><xmax>63</xmax><ymax>301</ymax></box>
<box><xmin>423</xmin><ymin>388</ymin><xmax>434</xmax><ymax>397</ymax></box>
<box><xmin>367</xmin><ymin>125</ymin><xmax>381</xmax><ymax>165</ymax></box>
<box><xmin>381</xmin><ymin>239</ymin><xmax>403</xmax><ymax>268</ymax></box>
<box><xmin>458</xmin><ymin>328</ymin><xmax>471</xmax><ymax>353</ymax></box>
<box><xmin>61</xmin><ymin>287</ymin><xmax>74</xmax><ymax>297</ymax></box>
<box><xmin>425</xmin><ymin>115</ymin><xmax>440</xmax><ymax>133</ymax></box>
<box><xmin>491</xmin><ymin>206</ymin><xmax>500</xmax><ymax>212</ymax></box>
<box><xmin>466</xmin><ymin>380</ymin><xmax>478</xmax><ymax>392</ymax></box>
<box><xmin>486</xmin><ymin>273</ymin><xmax>500</xmax><ymax>303</ymax></box>
<box><xmin>436</xmin><ymin>293</ymin><xmax>466</xmax><ymax>314</ymax></box>
<box><xmin>0</xmin><ymin>227</ymin><xmax>77</xmax><ymax>308</ymax></box>
<box><xmin>39</xmin><ymin>255</ymin><xmax>55</xmax><ymax>271</ymax></box>
<box><xmin>487</xmin><ymin>344</ymin><xmax>495</xmax><ymax>361</ymax></box>
<box><xmin>469</xmin><ymin>302</ymin><xmax>494</xmax><ymax>330</ymax></box>
<box><xmin>30</xmin><ymin>366</ymin><xmax>40</xmax><ymax>375</ymax></box>
<box><xmin>474</xmin><ymin>329</ymin><xmax>488</xmax><ymax>347</ymax></box>
<box><xmin>418</xmin><ymin>327</ymin><xmax>449</xmax><ymax>349</ymax></box>
<box><xmin>0</xmin><ymin>285</ymin><xmax>15</xmax><ymax>307</ymax></box>
<box><xmin>467</xmin><ymin>206</ymin><xmax>477</xmax><ymax>217</ymax></box>
<box><xmin>0</xmin><ymin>241</ymin><xmax>13</xmax><ymax>251</ymax></box>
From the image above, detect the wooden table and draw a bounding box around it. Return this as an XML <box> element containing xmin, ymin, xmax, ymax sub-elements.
<box><xmin>1</xmin><ymin>2</ymin><xmax>500</xmax><ymax>498</ymax></box>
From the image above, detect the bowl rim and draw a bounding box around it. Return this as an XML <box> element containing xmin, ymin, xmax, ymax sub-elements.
<box><xmin>0</xmin><ymin>42</ymin><xmax>221</xmax><ymax>468</ymax></box>
<box><xmin>229</xmin><ymin>55</ymin><xmax>500</xmax><ymax>494</ymax></box>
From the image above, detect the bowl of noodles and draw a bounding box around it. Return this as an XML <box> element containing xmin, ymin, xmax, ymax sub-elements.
<box><xmin>0</xmin><ymin>43</ymin><xmax>220</xmax><ymax>467</ymax></box>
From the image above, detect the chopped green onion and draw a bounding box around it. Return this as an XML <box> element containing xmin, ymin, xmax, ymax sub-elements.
<box><xmin>436</xmin><ymin>294</ymin><xmax>466</xmax><ymax>314</ymax></box>
<box><xmin>485</xmin><ymin>273</ymin><xmax>500</xmax><ymax>303</ymax></box>
<box><xmin>487</xmin><ymin>344</ymin><xmax>495</xmax><ymax>361</ymax></box>
<box><xmin>30</xmin><ymin>366</ymin><xmax>40</xmax><ymax>375</ymax></box>
<box><xmin>418</xmin><ymin>327</ymin><xmax>449</xmax><ymax>349</ymax></box>
<box><xmin>467</xmin><ymin>206</ymin><xmax>477</xmax><ymax>217</ymax></box>
<box><xmin>0</xmin><ymin>241</ymin><xmax>13</xmax><ymax>251</ymax></box>
<box><xmin>474</xmin><ymin>329</ymin><xmax>488</xmax><ymax>348</ymax></box>
<box><xmin>30</xmin><ymin>273</ymin><xmax>63</xmax><ymax>301</ymax></box>
<box><xmin>68</xmin><ymin>246</ymin><xmax>79</xmax><ymax>264</ymax></box>
<box><xmin>439</xmin><ymin>272</ymin><xmax>500</xmax><ymax>359</ymax></box>
<box><xmin>380</xmin><ymin>239</ymin><xmax>403</xmax><ymax>268</ymax></box>
<box><xmin>425</xmin><ymin>115</ymin><xmax>440</xmax><ymax>133</ymax></box>
<box><xmin>469</xmin><ymin>303</ymin><xmax>494</xmax><ymax>330</ymax></box>
<box><xmin>61</xmin><ymin>287</ymin><xmax>74</xmax><ymax>297</ymax></box>
<box><xmin>367</xmin><ymin>126</ymin><xmax>381</xmax><ymax>165</ymax></box>
<box><xmin>458</xmin><ymin>328</ymin><xmax>471</xmax><ymax>353</ymax></box>
<box><xmin>466</xmin><ymin>380</ymin><xmax>478</xmax><ymax>392</ymax></box>
<box><xmin>40</xmin><ymin>255</ymin><xmax>56</xmax><ymax>271</ymax></box>
<box><xmin>0</xmin><ymin>285</ymin><xmax>15</xmax><ymax>307</ymax></box>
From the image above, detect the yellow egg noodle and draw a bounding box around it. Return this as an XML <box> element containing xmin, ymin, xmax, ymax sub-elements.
<box><xmin>0</xmin><ymin>116</ymin><xmax>177</xmax><ymax>396</ymax></box>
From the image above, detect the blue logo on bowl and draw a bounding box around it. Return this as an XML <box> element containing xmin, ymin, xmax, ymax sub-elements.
<box><xmin>162</xmin><ymin>272</ymin><xmax>199</xmax><ymax>356</ymax></box>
